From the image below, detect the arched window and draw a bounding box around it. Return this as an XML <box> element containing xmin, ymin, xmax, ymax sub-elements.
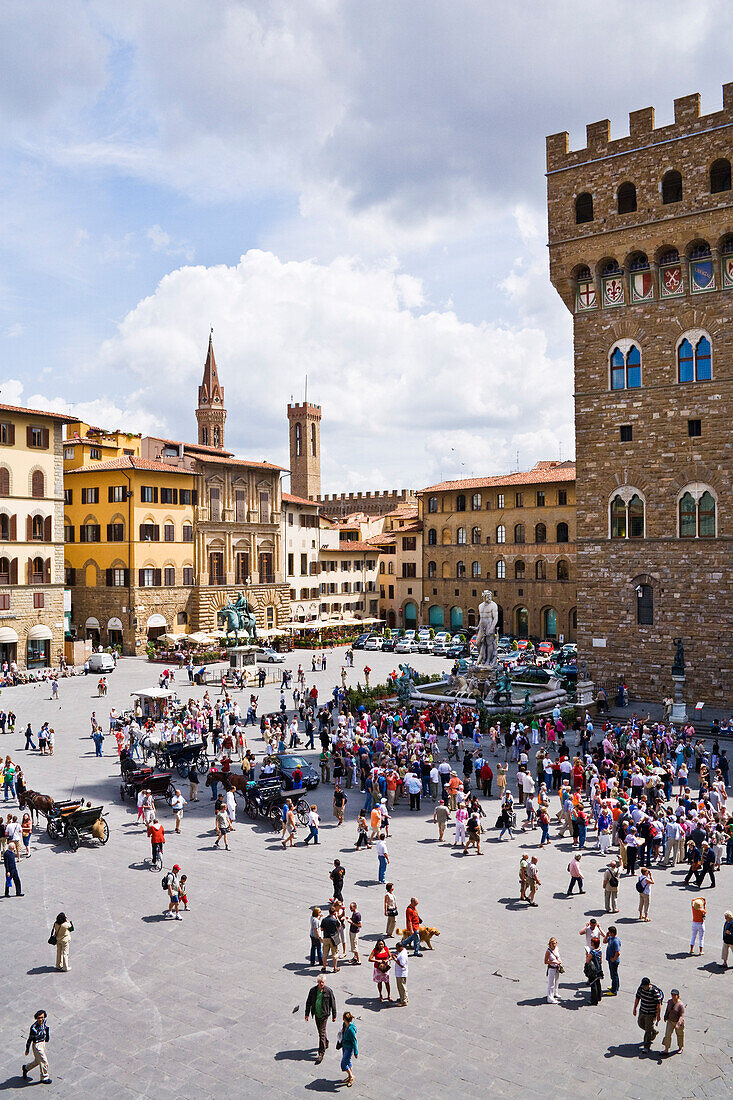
<box><xmin>212</xmin><ymin>427</ymin><xmax>220</xmax><ymax>448</ymax></box>
<box><xmin>441</xmin><ymin>528</ymin><xmax>451</xmax><ymax>545</ymax></box>
<box><xmin>710</xmin><ymin>158</ymin><xmax>731</xmax><ymax>194</ymax></box>
<box><xmin>535</xmin><ymin>559</ymin><xmax>546</xmax><ymax>580</ymax></box>
<box><xmin>496</xmin><ymin>559</ymin><xmax>506</xmax><ymax>580</ymax></box>
<box><xmin>427</xmin><ymin>528</ymin><xmax>437</xmax><ymax>546</ymax></box>
<box><xmin>575</xmin><ymin>192</ymin><xmax>593</xmax><ymax>223</ymax></box>
<box><xmin>610</xmin><ymin>343</ymin><xmax>641</xmax><ymax>390</ymax></box>
<box><xmin>0</xmin><ymin>557</ymin><xmax>9</xmax><ymax>584</ymax></box>
<box><xmin>471</xmin><ymin>493</ymin><xmax>482</xmax><ymax>511</ymax></box>
<box><xmin>617</xmin><ymin>182</ymin><xmax>637</xmax><ymax>214</ymax></box>
<box><xmin>514</xmin><ymin>560</ymin><xmax>525</xmax><ymax>579</ymax></box>
<box><xmin>31</xmin><ymin>470</ymin><xmax>45</xmax><ymax>498</ymax></box>
<box><xmin>471</xmin><ymin>526</ymin><xmax>481</xmax><ymax>545</ymax></box>
<box><xmin>515</xmin><ymin>606</ymin><xmax>529</xmax><ymax>636</ymax></box>
<box><xmin>534</xmin><ymin>523</ymin><xmax>546</xmax><ymax>543</ymax></box>
<box><xmin>556</xmin><ymin>522</ymin><xmax>569</xmax><ymax>543</ymax></box>
<box><xmin>457</xmin><ymin>527</ymin><xmax>467</xmax><ymax>545</ymax></box>
<box><xmin>32</xmin><ymin>515</ymin><xmax>44</xmax><ymax>540</ymax></box>
<box><xmin>294</xmin><ymin>423</ymin><xmax>302</xmax><ymax>457</ymax></box>
<box><xmin>678</xmin><ymin>334</ymin><xmax>712</xmax><ymax>382</ymax></box>
<box><xmin>678</xmin><ymin>486</ymin><xmax>716</xmax><ymax>538</ymax></box>
<box><xmin>456</xmin><ymin>494</ymin><xmax>466</xmax><ymax>512</ymax></box>
<box><xmin>450</xmin><ymin>606</ymin><xmax>464</xmax><ymax>630</ymax></box>
<box><xmin>467</xmin><ymin>608</ymin><xmax>476</xmax><ymax>628</ymax></box>
<box><xmin>662</xmin><ymin>170</ymin><xmax>682</xmax><ymax>204</ymax></box>
<box><xmin>514</xmin><ymin>523</ymin><xmax>525</xmax><ymax>544</ymax></box>
<box><xmin>557</xmin><ymin>559</ymin><xmax>569</xmax><ymax>581</ymax></box>
<box><xmin>637</xmin><ymin>584</ymin><xmax>653</xmax><ymax>625</ymax></box>
<box><xmin>543</xmin><ymin>607</ymin><xmax>558</xmax><ymax>638</ymax></box>
<box><xmin>496</xmin><ymin>525</ymin><xmax>506</xmax><ymax>544</ymax></box>
<box><xmin>31</xmin><ymin>556</ymin><xmax>45</xmax><ymax>581</ymax></box>
<box><xmin>456</xmin><ymin>561</ymin><xmax>466</xmax><ymax>579</ymax></box>
<box><xmin>0</xmin><ymin>468</ymin><xmax>9</xmax><ymax>496</ymax></box>
<box><xmin>427</xmin><ymin>560</ymin><xmax>437</xmax><ymax>578</ymax></box>
<box><xmin>442</xmin><ymin>562</ymin><xmax>451</xmax><ymax>579</ymax></box>
<box><xmin>428</xmin><ymin>496</ymin><xmax>438</xmax><ymax>513</ymax></box>
<box><xmin>0</xmin><ymin>515</ymin><xmax>7</xmax><ymax>540</ymax></box>
<box><xmin>471</xmin><ymin>561</ymin><xmax>481</xmax><ymax>578</ymax></box>
<box><xmin>610</xmin><ymin>491</ymin><xmax>644</xmax><ymax>539</ymax></box>
<box><xmin>311</xmin><ymin>422</ymin><xmax>317</xmax><ymax>456</ymax></box>
<box><xmin>201</xmin><ymin>427</ymin><xmax>208</xmax><ymax>446</ymax></box>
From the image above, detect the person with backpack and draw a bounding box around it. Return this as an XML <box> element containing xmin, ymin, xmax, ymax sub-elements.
<box><xmin>584</xmin><ymin>936</ymin><xmax>604</xmax><ymax>1005</ymax></box>
<box><xmin>637</xmin><ymin>867</ymin><xmax>654</xmax><ymax>921</ymax></box>
<box><xmin>163</xmin><ymin>864</ymin><xmax>182</xmax><ymax>920</ymax></box>
<box><xmin>721</xmin><ymin>910</ymin><xmax>733</xmax><ymax>968</ymax></box>
<box><xmin>603</xmin><ymin>860</ymin><xmax>620</xmax><ymax>912</ymax></box>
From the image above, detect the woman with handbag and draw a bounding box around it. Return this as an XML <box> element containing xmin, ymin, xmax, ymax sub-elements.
<box><xmin>50</xmin><ymin>912</ymin><xmax>74</xmax><ymax>972</ymax></box>
<box><xmin>338</xmin><ymin>1011</ymin><xmax>358</xmax><ymax>1087</ymax></box>
<box><xmin>544</xmin><ymin>937</ymin><xmax>563</xmax><ymax>1003</ymax></box>
<box><xmin>384</xmin><ymin>883</ymin><xmax>398</xmax><ymax>938</ymax></box>
<box><xmin>637</xmin><ymin>867</ymin><xmax>654</xmax><ymax>921</ymax></box>
<box><xmin>369</xmin><ymin>939</ymin><xmax>392</xmax><ymax>1001</ymax></box>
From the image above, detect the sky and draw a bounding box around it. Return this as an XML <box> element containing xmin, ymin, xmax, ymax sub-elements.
<box><xmin>1</xmin><ymin>1</ymin><xmax>731</xmax><ymax>492</ymax></box>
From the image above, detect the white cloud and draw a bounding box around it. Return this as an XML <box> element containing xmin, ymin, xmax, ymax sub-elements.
<box><xmin>88</xmin><ymin>249</ymin><xmax>573</xmax><ymax>489</ymax></box>
<box><xmin>147</xmin><ymin>224</ymin><xmax>194</xmax><ymax>262</ymax></box>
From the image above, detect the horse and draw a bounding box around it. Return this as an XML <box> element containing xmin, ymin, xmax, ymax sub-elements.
<box><xmin>21</xmin><ymin>790</ymin><xmax>56</xmax><ymax>826</ymax></box>
<box><xmin>205</xmin><ymin>769</ymin><xmax>250</xmax><ymax>797</ymax></box>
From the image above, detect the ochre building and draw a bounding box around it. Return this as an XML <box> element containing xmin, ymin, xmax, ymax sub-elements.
<box><xmin>418</xmin><ymin>462</ymin><xmax>576</xmax><ymax>640</ymax></box>
<box><xmin>547</xmin><ymin>83</ymin><xmax>733</xmax><ymax>704</ymax></box>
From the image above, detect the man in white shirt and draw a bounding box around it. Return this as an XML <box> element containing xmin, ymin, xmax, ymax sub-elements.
<box><xmin>171</xmin><ymin>789</ymin><xmax>186</xmax><ymax>834</ymax></box>
<box><xmin>225</xmin><ymin>788</ymin><xmax>237</xmax><ymax>830</ymax></box>
<box><xmin>376</xmin><ymin>835</ymin><xmax>390</xmax><ymax>883</ymax></box>
<box><xmin>393</xmin><ymin>941</ymin><xmax>409</xmax><ymax>1005</ymax></box>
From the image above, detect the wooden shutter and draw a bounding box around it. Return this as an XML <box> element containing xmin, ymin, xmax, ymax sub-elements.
<box><xmin>44</xmin><ymin>557</ymin><xmax>51</xmax><ymax>583</ymax></box>
<box><xmin>10</xmin><ymin>557</ymin><xmax>17</xmax><ymax>584</ymax></box>
<box><xmin>153</xmin><ymin>487</ymin><xmax>158</xmax><ymax>503</ymax></box>
<box><xmin>26</xmin><ymin>426</ymin><xmax>33</xmax><ymax>447</ymax></box>
<box><xmin>106</xmin><ymin>568</ymin><xmax>113</xmax><ymax>587</ymax></box>
<box><xmin>41</xmin><ymin>427</ymin><xmax>49</xmax><ymax>449</ymax></box>
<box><xmin>172</xmin><ymin>488</ymin><xmax>178</xmax><ymax>504</ymax></box>
<box><xmin>138</xmin><ymin>568</ymin><xmax>145</xmax><ymax>586</ymax></box>
<box><xmin>7</xmin><ymin>424</ymin><xmax>14</xmax><ymax>445</ymax></box>
<box><xmin>153</xmin><ymin>525</ymin><xmax>160</xmax><ymax>541</ymax></box>
<box><xmin>26</xmin><ymin>515</ymin><xmax>32</xmax><ymax>540</ymax></box>
<box><xmin>9</xmin><ymin>515</ymin><xmax>15</xmax><ymax>541</ymax></box>
<box><xmin>192</xmin><ymin>489</ymin><xmax>198</xmax><ymax>505</ymax></box>
<box><xmin>44</xmin><ymin>516</ymin><xmax>52</xmax><ymax>541</ymax></box>
<box><xmin>107</xmin><ymin>524</ymin><xmax>113</xmax><ymax>541</ymax></box>
<box><xmin>153</xmin><ymin>568</ymin><xmax>161</xmax><ymax>586</ymax></box>
<box><xmin>123</xmin><ymin>568</ymin><xmax>129</xmax><ymax>587</ymax></box>
<box><xmin>108</xmin><ymin>486</ymin><xmax>114</xmax><ymax>503</ymax></box>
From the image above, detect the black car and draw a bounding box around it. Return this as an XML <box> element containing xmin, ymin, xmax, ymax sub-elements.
<box><xmin>276</xmin><ymin>754</ymin><xmax>320</xmax><ymax>791</ymax></box>
<box><xmin>447</xmin><ymin>642</ymin><xmax>470</xmax><ymax>659</ymax></box>
<box><xmin>512</xmin><ymin>666</ymin><xmax>553</xmax><ymax>685</ymax></box>
<box><xmin>352</xmin><ymin>633</ymin><xmax>371</xmax><ymax>650</ymax></box>
<box><xmin>382</xmin><ymin>635</ymin><xmax>398</xmax><ymax>652</ymax></box>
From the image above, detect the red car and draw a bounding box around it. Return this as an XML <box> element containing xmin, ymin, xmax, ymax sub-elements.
<box><xmin>516</xmin><ymin>638</ymin><xmax>530</xmax><ymax>650</ymax></box>
<box><xmin>538</xmin><ymin>641</ymin><xmax>555</xmax><ymax>656</ymax></box>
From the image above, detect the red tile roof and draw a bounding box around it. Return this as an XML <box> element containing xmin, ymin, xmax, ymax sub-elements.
<box><xmin>320</xmin><ymin>542</ymin><xmax>377</xmax><ymax>553</ymax></box>
<box><xmin>282</xmin><ymin>493</ymin><xmax>321</xmax><ymax>508</ymax></box>
<box><xmin>0</xmin><ymin>401</ymin><xmax>77</xmax><ymax>423</ymax></box>
<box><xmin>421</xmin><ymin>461</ymin><xmax>575</xmax><ymax>493</ymax></box>
<box><xmin>65</xmin><ymin>456</ymin><xmax>195</xmax><ymax>476</ymax></box>
<box><xmin>146</xmin><ymin>435</ymin><xmax>235</xmax><ymax>457</ymax></box>
<box><xmin>194</xmin><ymin>453</ymin><xmax>286</xmax><ymax>472</ymax></box>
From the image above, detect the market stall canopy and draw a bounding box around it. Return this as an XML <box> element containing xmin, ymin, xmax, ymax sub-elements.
<box><xmin>27</xmin><ymin>624</ymin><xmax>53</xmax><ymax>641</ymax></box>
<box><xmin>131</xmin><ymin>688</ymin><xmax>175</xmax><ymax>700</ymax></box>
<box><xmin>157</xmin><ymin>632</ymin><xmax>188</xmax><ymax>645</ymax></box>
<box><xmin>186</xmin><ymin>631</ymin><xmax>217</xmax><ymax>645</ymax></box>
<box><xmin>257</xmin><ymin>627</ymin><xmax>289</xmax><ymax>638</ymax></box>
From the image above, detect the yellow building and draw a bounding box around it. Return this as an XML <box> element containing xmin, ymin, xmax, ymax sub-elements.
<box><xmin>0</xmin><ymin>402</ymin><xmax>75</xmax><ymax>669</ymax></box>
<box><xmin>372</xmin><ymin>505</ymin><xmax>423</xmax><ymax>630</ymax></box>
<box><xmin>63</xmin><ymin>427</ymin><xmax>196</xmax><ymax>650</ymax></box>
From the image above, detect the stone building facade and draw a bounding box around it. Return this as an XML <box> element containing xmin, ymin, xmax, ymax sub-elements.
<box><xmin>546</xmin><ymin>83</ymin><xmax>733</xmax><ymax>703</ymax></box>
<box><xmin>318</xmin><ymin>489</ymin><xmax>417</xmax><ymax>520</ymax></box>
<box><xmin>373</xmin><ymin>507</ymin><xmax>423</xmax><ymax>630</ymax></box>
<box><xmin>0</xmin><ymin>403</ymin><xmax>73</xmax><ymax>668</ymax></box>
<box><xmin>282</xmin><ymin>492</ymin><xmax>322</xmax><ymax>623</ymax></box>
<box><xmin>418</xmin><ymin>462</ymin><xmax>576</xmax><ymax>639</ymax></box>
<box><xmin>287</xmin><ymin>401</ymin><xmax>322</xmax><ymax>501</ymax></box>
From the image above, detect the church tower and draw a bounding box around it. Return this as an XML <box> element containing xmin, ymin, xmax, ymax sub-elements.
<box><xmin>196</xmin><ymin>333</ymin><xmax>226</xmax><ymax>450</ymax></box>
<box><xmin>287</xmin><ymin>400</ymin><xmax>322</xmax><ymax>500</ymax></box>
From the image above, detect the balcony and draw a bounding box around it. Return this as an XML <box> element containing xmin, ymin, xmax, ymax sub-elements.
<box><xmin>258</xmin><ymin>572</ymin><xmax>275</xmax><ymax>585</ymax></box>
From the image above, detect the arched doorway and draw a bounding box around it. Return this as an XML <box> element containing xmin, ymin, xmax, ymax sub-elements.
<box><xmin>496</xmin><ymin>605</ymin><xmax>504</xmax><ymax>635</ymax></box>
<box><xmin>428</xmin><ymin>605</ymin><xmax>444</xmax><ymax>628</ymax></box>
<box><xmin>85</xmin><ymin>616</ymin><xmax>101</xmax><ymax>646</ymax></box>
<box><xmin>147</xmin><ymin>613</ymin><xmax>167</xmax><ymax>641</ymax></box>
<box><xmin>450</xmin><ymin>606</ymin><xmax>463</xmax><ymax>630</ymax></box>
<box><xmin>403</xmin><ymin>601</ymin><xmax>417</xmax><ymax>630</ymax></box>
<box><xmin>543</xmin><ymin>607</ymin><xmax>558</xmax><ymax>640</ymax></box>
<box><xmin>107</xmin><ymin>617</ymin><xmax>124</xmax><ymax>649</ymax></box>
<box><xmin>387</xmin><ymin>610</ymin><xmax>396</xmax><ymax>628</ymax></box>
<box><xmin>515</xmin><ymin>606</ymin><xmax>529</xmax><ymax>638</ymax></box>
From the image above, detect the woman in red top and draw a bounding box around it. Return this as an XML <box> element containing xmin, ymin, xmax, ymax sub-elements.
<box><xmin>572</xmin><ymin>759</ymin><xmax>585</xmax><ymax>793</ymax></box>
<box><xmin>369</xmin><ymin>939</ymin><xmax>392</xmax><ymax>1001</ymax></box>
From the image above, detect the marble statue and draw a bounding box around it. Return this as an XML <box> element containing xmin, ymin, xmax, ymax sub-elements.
<box><xmin>474</xmin><ymin>589</ymin><xmax>499</xmax><ymax>670</ymax></box>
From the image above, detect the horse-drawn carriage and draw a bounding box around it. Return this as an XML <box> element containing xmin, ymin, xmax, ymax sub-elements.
<box><xmin>22</xmin><ymin>791</ymin><xmax>109</xmax><ymax>851</ymax></box>
<box><xmin>120</xmin><ymin>756</ymin><xmax>176</xmax><ymax>804</ymax></box>
<box><xmin>153</xmin><ymin>740</ymin><xmax>209</xmax><ymax>777</ymax></box>
<box><xmin>243</xmin><ymin>776</ymin><xmax>311</xmax><ymax>829</ymax></box>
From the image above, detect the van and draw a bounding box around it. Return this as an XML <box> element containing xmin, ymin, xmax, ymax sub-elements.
<box><xmin>86</xmin><ymin>652</ymin><xmax>115</xmax><ymax>674</ymax></box>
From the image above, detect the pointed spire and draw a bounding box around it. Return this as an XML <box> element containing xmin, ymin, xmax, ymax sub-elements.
<box><xmin>199</xmin><ymin>329</ymin><xmax>222</xmax><ymax>406</ymax></box>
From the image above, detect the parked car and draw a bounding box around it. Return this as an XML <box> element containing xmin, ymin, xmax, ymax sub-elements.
<box><xmin>402</xmin><ymin>630</ymin><xmax>416</xmax><ymax>641</ymax></box>
<box><xmin>513</xmin><ymin>665</ymin><xmax>553</xmax><ymax>685</ymax></box>
<box><xmin>434</xmin><ymin>631</ymin><xmax>451</xmax><ymax>645</ymax></box>
<box><xmin>516</xmin><ymin>638</ymin><xmax>530</xmax><ymax>651</ymax></box>
<box><xmin>557</xmin><ymin>663</ymin><xmax>578</xmax><ymax>686</ymax></box>
<box><xmin>561</xmin><ymin>643</ymin><xmax>578</xmax><ymax>661</ymax></box>
<box><xmin>276</xmin><ymin>754</ymin><xmax>320</xmax><ymax>791</ymax></box>
<box><xmin>498</xmin><ymin>651</ymin><xmax>520</xmax><ymax>667</ymax></box>
<box><xmin>537</xmin><ymin>641</ymin><xmax>555</xmax><ymax>656</ymax></box>
<box><xmin>364</xmin><ymin>636</ymin><xmax>383</xmax><ymax>651</ymax></box>
<box><xmin>256</xmin><ymin>647</ymin><xmax>286</xmax><ymax>664</ymax></box>
<box><xmin>352</xmin><ymin>633</ymin><xmax>372</xmax><ymax>650</ymax></box>
<box><xmin>86</xmin><ymin>652</ymin><xmax>115</xmax><ymax>674</ymax></box>
<box><xmin>447</xmin><ymin>641</ymin><xmax>469</xmax><ymax>659</ymax></box>
<box><xmin>432</xmin><ymin>642</ymin><xmax>451</xmax><ymax>657</ymax></box>
<box><xmin>381</xmin><ymin>635</ymin><xmax>398</xmax><ymax>652</ymax></box>
<box><xmin>395</xmin><ymin>639</ymin><xmax>419</xmax><ymax>653</ymax></box>
<box><xmin>417</xmin><ymin>637</ymin><xmax>434</xmax><ymax>653</ymax></box>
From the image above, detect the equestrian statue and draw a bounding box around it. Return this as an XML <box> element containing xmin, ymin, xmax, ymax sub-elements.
<box><xmin>217</xmin><ymin>593</ymin><xmax>258</xmax><ymax>645</ymax></box>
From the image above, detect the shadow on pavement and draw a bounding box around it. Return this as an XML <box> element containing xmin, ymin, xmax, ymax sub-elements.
<box><xmin>140</xmin><ymin>913</ymin><xmax>168</xmax><ymax>922</ymax></box>
<box><xmin>274</xmin><ymin>1049</ymin><xmax>315</xmax><ymax>1061</ymax></box>
<box><xmin>303</xmin><ymin>1079</ymin><xmax>340</xmax><ymax>1093</ymax></box>
<box><xmin>345</xmin><ymin>995</ymin><xmax>393</xmax><ymax>1011</ymax></box>
<box><xmin>0</xmin><ymin>1076</ymin><xmax>28</xmax><ymax>1091</ymax></box>
<box><xmin>27</xmin><ymin>965</ymin><xmax>57</xmax><ymax>975</ymax></box>
<box><xmin>604</xmin><ymin>1042</ymin><xmax>646</xmax><ymax>1059</ymax></box>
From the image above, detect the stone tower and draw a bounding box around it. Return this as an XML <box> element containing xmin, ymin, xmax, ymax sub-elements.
<box><xmin>196</xmin><ymin>333</ymin><xmax>226</xmax><ymax>450</ymax></box>
<box><xmin>287</xmin><ymin>401</ymin><xmax>322</xmax><ymax>500</ymax></box>
<box><xmin>546</xmin><ymin>83</ymin><xmax>733</xmax><ymax>706</ymax></box>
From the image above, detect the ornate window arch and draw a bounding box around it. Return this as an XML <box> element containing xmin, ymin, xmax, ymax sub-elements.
<box><xmin>496</xmin><ymin>558</ymin><xmax>506</xmax><ymax>580</ymax></box>
<box><xmin>514</xmin><ymin>523</ymin><xmax>525</xmax><ymax>544</ymax></box>
<box><xmin>535</xmin><ymin>559</ymin><xmax>546</xmax><ymax>580</ymax></box>
<box><xmin>710</xmin><ymin>158</ymin><xmax>731</xmax><ymax>193</ymax></box>
<box><xmin>457</xmin><ymin>526</ymin><xmax>467</xmax><ymax>545</ymax></box>
<box><xmin>676</xmin><ymin>330</ymin><xmax>712</xmax><ymax>382</ymax></box>
<box><xmin>471</xmin><ymin>560</ymin><xmax>481</xmax><ymax>578</ymax></box>
<box><xmin>471</xmin><ymin>526</ymin><xmax>481</xmax><ymax>545</ymax></box>
<box><xmin>514</xmin><ymin>559</ymin><xmax>525</xmax><ymax>580</ymax></box>
<box><xmin>677</xmin><ymin>483</ymin><xmax>717</xmax><ymax>538</ymax></box>
<box><xmin>609</xmin><ymin>487</ymin><xmax>645</xmax><ymax>539</ymax></box>
<box><xmin>556</xmin><ymin>521</ymin><xmax>569</xmax><ymax>543</ymax></box>
<box><xmin>456</xmin><ymin>560</ymin><xmax>466</xmax><ymax>579</ymax></box>
<box><xmin>557</xmin><ymin>559</ymin><xmax>570</xmax><ymax>581</ymax></box>
<box><xmin>617</xmin><ymin>181</ymin><xmax>637</xmax><ymax>214</ymax></box>
<box><xmin>534</xmin><ymin>522</ymin><xmax>546</xmax><ymax>544</ymax></box>
<box><xmin>609</xmin><ymin>339</ymin><xmax>642</xmax><ymax>390</ymax></box>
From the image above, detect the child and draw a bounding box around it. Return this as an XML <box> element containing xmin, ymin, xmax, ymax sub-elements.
<box><xmin>178</xmin><ymin>874</ymin><xmax>189</xmax><ymax>910</ymax></box>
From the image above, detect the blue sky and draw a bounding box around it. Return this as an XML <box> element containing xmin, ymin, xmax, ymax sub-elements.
<box><xmin>1</xmin><ymin>1</ymin><xmax>730</xmax><ymax>489</ymax></box>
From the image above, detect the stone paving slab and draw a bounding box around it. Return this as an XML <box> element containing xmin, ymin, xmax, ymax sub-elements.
<box><xmin>0</xmin><ymin>650</ymin><xmax>731</xmax><ymax>1098</ymax></box>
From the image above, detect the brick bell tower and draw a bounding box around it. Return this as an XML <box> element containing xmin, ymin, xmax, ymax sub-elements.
<box><xmin>546</xmin><ymin>83</ymin><xmax>733</xmax><ymax>706</ymax></box>
<box><xmin>196</xmin><ymin>332</ymin><xmax>226</xmax><ymax>450</ymax></box>
<box><xmin>287</xmin><ymin>400</ymin><xmax>322</xmax><ymax>500</ymax></box>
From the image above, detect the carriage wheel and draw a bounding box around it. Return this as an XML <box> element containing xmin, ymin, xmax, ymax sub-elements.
<box><xmin>98</xmin><ymin>819</ymin><xmax>110</xmax><ymax>844</ymax></box>
<box><xmin>245</xmin><ymin>797</ymin><xmax>258</xmax><ymax>818</ymax></box>
<box><xmin>67</xmin><ymin>826</ymin><xmax>80</xmax><ymax>852</ymax></box>
<box><xmin>197</xmin><ymin>752</ymin><xmax>209</xmax><ymax>771</ymax></box>
<box><xmin>47</xmin><ymin>819</ymin><xmax>61</xmax><ymax>839</ymax></box>
<box><xmin>165</xmin><ymin>783</ymin><xmax>175</xmax><ymax>805</ymax></box>
<box><xmin>176</xmin><ymin>761</ymin><xmax>189</xmax><ymax>778</ymax></box>
<box><xmin>296</xmin><ymin>800</ymin><xmax>310</xmax><ymax>826</ymax></box>
<box><xmin>154</xmin><ymin>754</ymin><xmax>166</xmax><ymax>771</ymax></box>
<box><xmin>268</xmin><ymin>805</ymin><xmax>282</xmax><ymax>829</ymax></box>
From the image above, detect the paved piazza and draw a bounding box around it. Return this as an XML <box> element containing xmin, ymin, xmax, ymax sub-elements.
<box><xmin>1</xmin><ymin>649</ymin><xmax>731</xmax><ymax>1099</ymax></box>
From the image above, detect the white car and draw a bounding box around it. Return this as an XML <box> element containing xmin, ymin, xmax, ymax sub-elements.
<box><xmin>86</xmin><ymin>652</ymin><xmax>115</xmax><ymax>674</ymax></box>
<box><xmin>256</xmin><ymin>647</ymin><xmax>286</xmax><ymax>664</ymax></box>
<box><xmin>364</xmin><ymin>636</ymin><xmax>383</xmax><ymax>651</ymax></box>
<box><xmin>395</xmin><ymin>639</ymin><xmax>419</xmax><ymax>653</ymax></box>
<box><xmin>434</xmin><ymin>632</ymin><xmax>451</xmax><ymax>645</ymax></box>
<box><xmin>402</xmin><ymin>630</ymin><xmax>416</xmax><ymax>641</ymax></box>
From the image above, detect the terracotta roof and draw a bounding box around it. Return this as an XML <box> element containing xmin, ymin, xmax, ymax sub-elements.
<box><xmin>147</xmin><ymin>435</ymin><xmax>234</xmax><ymax>457</ymax></box>
<box><xmin>384</xmin><ymin>505</ymin><xmax>419</xmax><ymax>519</ymax></box>
<box><xmin>65</xmin><ymin>437</ymin><xmax>121</xmax><ymax>449</ymax></box>
<box><xmin>0</xmin><ymin>401</ymin><xmax>77</xmax><ymax>423</ymax></box>
<box><xmin>282</xmin><ymin>493</ymin><xmax>321</xmax><ymax>508</ymax></box>
<box><xmin>320</xmin><ymin>542</ymin><xmax>377</xmax><ymax>553</ymax></box>
<box><xmin>193</xmin><ymin>453</ymin><xmax>286</xmax><ymax>472</ymax></box>
<box><xmin>421</xmin><ymin>461</ymin><xmax>576</xmax><ymax>493</ymax></box>
<box><xmin>65</xmin><ymin>456</ymin><xmax>195</xmax><ymax>476</ymax></box>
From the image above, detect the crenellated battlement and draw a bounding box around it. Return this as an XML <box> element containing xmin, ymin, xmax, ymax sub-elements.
<box><xmin>287</xmin><ymin>402</ymin><xmax>321</xmax><ymax>416</ymax></box>
<box><xmin>317</xmin><ymin>489</ymin><xmax>417</xmax><ymax>519</ymax></box>
<box><xmin>547</xmin><ymin>83</ymin><xmax>733</xmax><ymax>172</ymax></box>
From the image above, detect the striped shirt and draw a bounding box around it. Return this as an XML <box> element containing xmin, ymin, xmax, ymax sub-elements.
<box><xmin>635</xmin><ymin>983</ymin><xmax>663</xmax><ymax>1014</ymax></box>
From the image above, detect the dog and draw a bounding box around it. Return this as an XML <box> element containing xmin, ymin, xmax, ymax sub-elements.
<box><xmin>398</xmin><ymin>925</ymin><xmax>440</xmax><ymax>950</ymax></box>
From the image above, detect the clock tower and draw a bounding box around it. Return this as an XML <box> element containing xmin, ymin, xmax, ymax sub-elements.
<box><xmin>196</xmin><ymin>332</ymin><xmax>226</xmax><ymax>450</ymax></box>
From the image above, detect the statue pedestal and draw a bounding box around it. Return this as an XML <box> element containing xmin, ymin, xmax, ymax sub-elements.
<box><xmin>576</xmin><ymin>679</ymin><xmax>595</xmax><ymax>707</ymax></box>
<box><xmin>671</xmin><ymin>674</ymin><xmax>688</xmax><ymax>724</ymax></box>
